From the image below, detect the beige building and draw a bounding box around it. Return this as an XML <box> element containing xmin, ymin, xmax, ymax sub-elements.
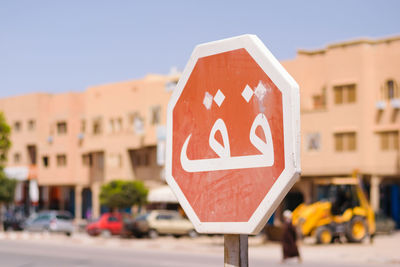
<box><xmin>1</xmin><ymin>35</ymin><xmax>399</xmax><ymax>226</ymax></box>
<box><xmin>281</xmin><ymin>36</ymin><xmax>400</xmax><ymax>226</ymax></box>
<box><xmin>80</xmin><ymin>74</ymin><xmax>178</xmax><ymax>217</ymax></box>
<box><xmin>1</xmin><ymin>74</ymin><xmax>178</xmax><ymax>219</ymax></box>
<box><xmin>0</xmin><ymin>92</ymin><xmax>85</xmax><ymax>214</ymax></box>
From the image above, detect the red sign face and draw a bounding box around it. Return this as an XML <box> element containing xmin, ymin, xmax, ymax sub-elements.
<box><xmin>167</xmin><ymin>35</ymin><xmax>300</xmax><ymax>234</ymax></box>
<box><xmin>172</xmin><ymin>48</ymin><xmax>284</xmax><ymax>222</ymax></box>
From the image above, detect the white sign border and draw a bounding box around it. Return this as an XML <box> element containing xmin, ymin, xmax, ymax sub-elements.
<box><xmin>166</xmin><ymin>34</ymin><xmax>301</xmax><ymax>234</ymax></box>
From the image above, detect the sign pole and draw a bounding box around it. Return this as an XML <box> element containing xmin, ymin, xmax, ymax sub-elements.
<box><xmin>224</xmin><ymin>234</ymin><xmax>248</xmax><ymax>267</ymax></box>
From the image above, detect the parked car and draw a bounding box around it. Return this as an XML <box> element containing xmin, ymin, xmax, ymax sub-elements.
<box><xmin>375</xmin><ymin>212</ymin><xmax>396</xmax><ymax>234</ymax></box>
<box><xmin>3</xmin><ymin>207</ymin><xmax>26</xmax><ymax>231</ymax></box>
<box><xmin>23</xmin><ymin>210</ymin><xmax>74</xmax><ymax>236</ymax></box>
<box><xmin>124</xmin><ymin>210</ymin><xmax>198</xmax><ymax>238</ymax></box>
<box><xmin>86</xmin><ymin>212</ymin><xmax>128</xmax><ymax>237</ymax></box>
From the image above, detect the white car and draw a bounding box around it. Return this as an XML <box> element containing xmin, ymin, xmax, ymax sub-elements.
<box><xmin>128</xmin><ymin>210</ymin><xmax>198</xmax><ymax>239</ymax></box>
<box><xmin>24</xmin><ymin>210</ymin><xmax>74</xmax><ymax>236</ymax></box>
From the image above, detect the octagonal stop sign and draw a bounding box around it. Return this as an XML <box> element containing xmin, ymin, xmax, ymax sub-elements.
<box><xmin>166</xmin><ymin>35</ymin><xmax>300</xmax><ymax>234</ymax></box>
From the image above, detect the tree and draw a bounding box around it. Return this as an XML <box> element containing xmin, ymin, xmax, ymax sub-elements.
<box><xmin>0</xmin><ymin>112</ymin><xmax>13</xmax><ymax>230</ymax></box>
<box><xmin>0</xmin><ymin>173</ymin><xmax>17</xmax><ymax>230</ymax></box>
<box><xmin>0</xmin><ymin>172</ymin><xmax>17</xmax><ymax>204</ymax></box>
<box><xmin>0</xmin><ymin>112</ymin><xmax>11</xmax><ymax>170</ymax></box>
<box><xmin>99</xmin><ymin>180</ymin><xmax>148</xmax><ymax>212</ymax></box>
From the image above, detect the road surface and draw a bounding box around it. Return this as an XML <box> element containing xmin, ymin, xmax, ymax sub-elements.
<box><xmin>0</xmin><ymin>232</ymin><xmax>398</xmax><ymax>266</ymax></box>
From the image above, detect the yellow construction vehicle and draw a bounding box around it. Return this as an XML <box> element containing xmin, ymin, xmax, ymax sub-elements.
<box><xmin>292</xmin><ymin>177</ymin><xmax>375</xmax><ymax>244</ymax></box>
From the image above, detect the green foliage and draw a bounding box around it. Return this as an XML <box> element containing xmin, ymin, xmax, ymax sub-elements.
<box><xmin>100</xmin><ymin>180</ymin><xmax>148</xmax><ymax>210</ymax></box>
<box><xmin>0</xmin><ymin>112</ymin><xmax>11</xmax><ymax>169</ymax></box>
<box><xmin>0</xmin><ymin>172</ymin><xmax>17</xmax><ymax>204</ymax></box>
<box><xmin>0</xmin><ymin>112</ymin><xmax>13</xmax><ymax>206</ymax></box>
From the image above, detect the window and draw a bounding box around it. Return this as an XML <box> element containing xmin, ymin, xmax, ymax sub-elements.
<box><xmin>150</xmin><ymin>106</ymin><xmax>161</xmax><ymax>125</ymax></box>
<box><xmin>57</xmin><ymin>122</ymin><xmax>67</xmax><ymax>135</ymax></box>
<box><xmin>129</xmin><ymin>148</ymin><xmax>155</xmax><ymax>168</ymax></box>
<box><xmin>93</xmin><ymin>118</ymin><xmax>102</xmax><ymax>135</ymax></box>
<box><xmin>14</xmin><ymin>121</ymin><xmax>21</xmax><ymax>132</ymax></box>
<box><xmin>334</xmin><ymin>84</ymin><xmax>357</xmax><ymax>104</ymax></box>
<box><xmin>306</xmin><ymin>133</ymin><xmax>321</xmax><ymax>151</ymax></box>
<box><xmin>27</xmin><ymin>145</ymin><xmax>37</xmax><ymax>164</ymax></box>
<box><xmin>14</xmin><ymin>153</ymin><xmax>21</xmax><ymax>164</ymax></box>
<box><xmin>312</xmin><ymin>95</ymin><xmax>324</xmax><ymax>109</ymax></box>
<box><xmin>382</xmin><ymin>80</ymin><xmax>399</xmax><ymax>100</ymax></box>
<box><xmin>388</xmin><ymin>80</ymin><xmax>394</xmax><ymax>99</ymax></box>
<box><xmin>28</xmin><ymin>120</ymin><xmax>36</xmax><ymax>131</ymax></box>
<box><xmin>312</xmin><ymin>87</ymin><xmax>326</xmax><ymax>109</ymax></box>
<box><xmin>42</xmin><ymin>156</ymin><xmax>49</xmax><ymax>167</ymax></box>
<box><xmin>107</xmin><ymin>216</ymin><xmax>119</xmax><ymax>222</ymax></box>
<box><xmin>156</xmin><ymin>214</ymin><xmax>173</xmax><ymax>220</ymax></box>
<box><xmin>95</xmin><ymin>152</ymin><xmax>104</xmax><ymax>170</ymax></box>
<box><xmin>82</xmin><ymin>154</ymin><xmax>93</xmax><ymax>166</ymax></box>
<box><xmin>334</xmin><ymin>132</ymin><xmax>356</xmax><ymax>152</ymax></box>
<box><xmin>133</xmin><ymin>152</ymin><xmax>150</xmax><ymax>166</ymax></box>
<box><xmin>56</xmin><ymin>214</ymin><xmax>72</xmax><ymax>221</ymax></box>
<box><xmin>135</xmin><ymin>214</ymin><xmax>149</xmax><ymax>221</ymax></box>
<box><xmin>56</xmin><ymin>154</ymin><xmax>67</xmax><ymax>167</ymax></box>
<box><xmin>334</xmin><ymin>88</ymin><xmax>343</xmax><ymax>104</ymax></box>
<box><xmin>33</xmin><ymin>214</ymin><xmax>51</xmax><ymax>223</ymax></box>
<box><xmin>130</xmin><ymin>113</ymin><xmax>144</xmax><ymax>134</ymax></box>
<box><xmin>379</xmin><ymin>131</ymin><xmax>399</xmax><ymax>151</ymax></box>
<box><xmin>108</xmin><ymin>118</ymin><xmax>122</xmax><ymax>133</ymax></box>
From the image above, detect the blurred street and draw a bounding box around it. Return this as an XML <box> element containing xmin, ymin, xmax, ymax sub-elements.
<box><xmin>0</xmin><ymin>231</ymin><xmax>399</xmax><ymax>267</ymax></box>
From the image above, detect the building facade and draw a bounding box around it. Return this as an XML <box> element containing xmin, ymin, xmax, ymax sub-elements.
<box><xmin>1</xmin><ymin>74</ymin><xmax>178</xmax><ymax>219</ymax></box>
<box><xmin>281</xmin><ymin>36</ymin><xmax>400</xmax><ymax>227</ymax></box>
<box><xmin>1</xmin><ymin>36</ymin><xmax>399</xmax><ymax>226</ymax></box>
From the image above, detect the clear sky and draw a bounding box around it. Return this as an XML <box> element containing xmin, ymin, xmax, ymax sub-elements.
<box><xmin>1</xmin><ymin>1</ymin><xmax>399</xmax><ymax>98</ymax></box>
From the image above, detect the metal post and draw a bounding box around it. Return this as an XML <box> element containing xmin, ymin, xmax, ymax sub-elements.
<box><xmin>224</xmin><ymin>234</ymin><xmax>248</xmax><ymax>267</ymax></box>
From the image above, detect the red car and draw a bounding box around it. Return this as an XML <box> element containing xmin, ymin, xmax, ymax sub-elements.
<box><xmin>86</xmin><ymin>212</ymin><xmax>126</xmax><ymax>237</ymax></box>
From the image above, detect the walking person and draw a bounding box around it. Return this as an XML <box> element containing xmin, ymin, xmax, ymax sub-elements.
<box><xmin>281</xmin><ymin>210</ymin><xmax>302</xmax><ymax>263</ymax></box>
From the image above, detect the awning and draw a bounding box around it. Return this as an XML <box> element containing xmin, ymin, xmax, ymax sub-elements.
<box><xmin>29</xmin><ymin>180</ymin><xmax>39</xmax><ymax>203</ymax></box>
<box><xmin>147</xmin><ymin>185</ymin><xmax>178</xmax><ymax>203</ymax></box>
<box><xmin>4</xmin><ymin>166</ymin><xmax>29</xmax><ymax>181</ymax></box>
<box><xmin>14</xmin><ymin>182</ymin><xmax>23</xmax><ymax>202</ymax></box>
